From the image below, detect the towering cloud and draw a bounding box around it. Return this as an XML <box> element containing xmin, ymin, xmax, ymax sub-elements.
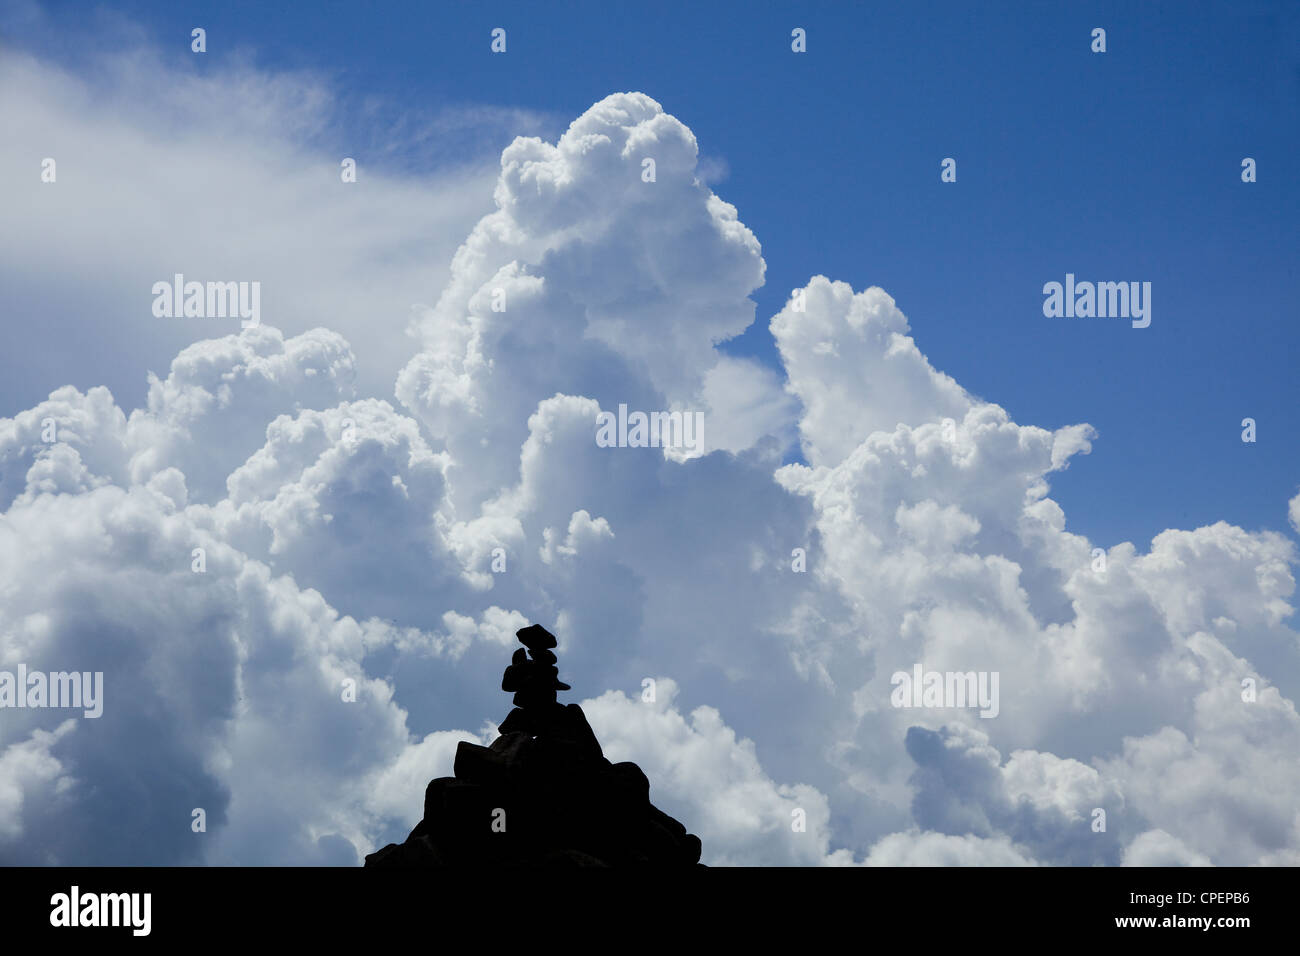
<box><xmin>1</xmin><ymin>81</ymin><xmax>1296</xmax><ymax>867</ymax></box>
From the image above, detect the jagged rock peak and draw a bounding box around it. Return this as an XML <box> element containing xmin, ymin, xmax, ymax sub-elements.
<box><xmin>364</xmin><ymin>622</ymin><xmax>704</xmax><ymax>867</ymax></box>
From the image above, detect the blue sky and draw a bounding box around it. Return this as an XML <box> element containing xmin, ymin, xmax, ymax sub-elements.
<box><xmin>10</xmin><ymin>0</ymin><xmax>1297</xmax><ymax>552</ymax></box>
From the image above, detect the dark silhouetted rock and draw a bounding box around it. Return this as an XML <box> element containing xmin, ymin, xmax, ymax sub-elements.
<box><xmin>365</xmin><ymin>622</ymin><xmax>704</xmax><ymax>867</ymax></box>
<box><xmin>515</xmin><ymin>624</ymin><xmax>557</xmax><ymax>650</ymax></box>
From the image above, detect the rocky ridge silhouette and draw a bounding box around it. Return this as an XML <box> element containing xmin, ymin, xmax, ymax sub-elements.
<box><xmin>365</xmin><ymin>624</ymin><xmax>703</xmax><ymax>866</ymax></box>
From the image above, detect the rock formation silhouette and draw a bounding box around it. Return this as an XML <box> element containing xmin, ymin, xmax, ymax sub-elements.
<box><xmin>365</xmin><ymin>624</ymin><xmax>703</xmax><ymax>866</ymax></box>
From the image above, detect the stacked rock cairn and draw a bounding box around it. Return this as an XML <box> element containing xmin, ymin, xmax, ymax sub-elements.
<box><xmin>365</xmin><ymin>623</ymin><xmax>703</xmax><ymax>866</ymax></box>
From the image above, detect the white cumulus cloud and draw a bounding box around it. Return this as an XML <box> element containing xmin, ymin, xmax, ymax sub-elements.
<box><xmin>2</xmin><ymin>51</ymin><xmax>1297</xmax><ymax>869</ymax></box>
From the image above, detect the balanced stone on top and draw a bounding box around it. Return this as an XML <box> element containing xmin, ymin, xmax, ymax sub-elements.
<box><xmin>516</xmin><ymin>624</ymin><xmax>557</xmax><ymax>650</ymax></box>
